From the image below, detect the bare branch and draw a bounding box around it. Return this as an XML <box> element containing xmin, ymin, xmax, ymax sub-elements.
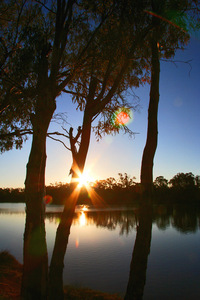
<box><xmin>47</xmin><ymin>131</ymin><xmax>69</xmax><ymax>139</ymax></box>
<box><xmin>34</xmin><ymin>0</ymin><xmax>56</xmax><ymax>14</ymax></box>
<box><xmin>61</xmin><ymin>126</ymin><xmax>69</xmax><ymax>135</ymax></box>
<box><xmin>63</xmin><ymin>89</ymin><xmax>79</xmax><ymax>97</ymax></box>
<box><xmin>47</xmin><ymin>134</ymin><xmax>71</xmax><ymax>151</ymax></box>
<box><xmin>161</xmin><ymin>58</ymin><xmax>192</xmax><ymax>75</ymax></box>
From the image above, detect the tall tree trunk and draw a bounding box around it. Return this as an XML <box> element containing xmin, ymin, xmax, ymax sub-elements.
<box><xmin>124</xmin><ymin>203</ymin><xmax>153</xmax><ymax>300</ymax></box>
<box><xmin>21</xmin><ymin>94</ymin><xmax>56</xmax><ymax>300</ymax></box>
<box><xmin>49</xmin><ymin>116</ymin><xmax>92</xmax><ymax>300</ymax></box>
<box><xmin>140</xmin><ymin>33</ymin><xmax>160</xmax><ymax>201</ymax></box>
<box><xmin>125</xmin><ymin>26</ymin><xmax>160</xmax><ymax>299</ymax></box>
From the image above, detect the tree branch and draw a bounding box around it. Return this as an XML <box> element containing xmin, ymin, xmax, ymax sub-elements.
<box><xmin>34</xmin><ymin>0</ymin><xmax>56</xmax><ymax>14</ymax></box>
<box><xmin>160</xmin><ymin>58</ymin><xmax>192</xmax><ymax>75</ymax></box>
<box><xmin>47</xmin><ymin>131</ymin><xmax>69</xmax><ymax>139</ymax></box>
<box><xmin>0</xmin><ymin>129</ymin><xmax>32</xmax><ymax>139</ymax></box>
<box><xmin>47</xmin><ymin>134</ymin><xmax>71</xmax><ymax>151</ymax></box>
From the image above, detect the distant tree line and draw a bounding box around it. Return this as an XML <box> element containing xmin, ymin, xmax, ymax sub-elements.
<box><xmin>0</xmin><ymin>172</ymin><xmax>199</xmax><ymax>205</ymax></box>
<box><xmin>46</xmin><ymin>204</ymin><xmax>200</xmax><ymax>235</ymax></box>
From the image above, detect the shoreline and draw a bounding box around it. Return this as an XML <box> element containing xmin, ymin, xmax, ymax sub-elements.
<box><xmin>0</xmin><ymin>251</ymin><xmax>122</xmax><ymax>300</ymax></box>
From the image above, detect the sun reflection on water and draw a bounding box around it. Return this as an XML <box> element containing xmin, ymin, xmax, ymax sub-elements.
<box><xmin>79</xmin><ymin>211</ymin><xmax>87</xmax><ymax>227</ymax></box>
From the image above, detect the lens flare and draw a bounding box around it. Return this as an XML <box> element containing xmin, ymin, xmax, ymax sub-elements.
<box><xmin>43</xmin><ymin>195</ymin><xmax>52</xmax><ymax>205</ymax></box>
<box><xmin>111</xmin><ymin>107</ymin><xmax>133</xmax><ymax>128</ymax></box>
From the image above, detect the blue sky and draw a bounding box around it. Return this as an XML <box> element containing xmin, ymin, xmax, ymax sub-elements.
<box><xmin>0</xmin><ymin>36</ymin><xmax>200</xmax><ymax>188</ymax></box>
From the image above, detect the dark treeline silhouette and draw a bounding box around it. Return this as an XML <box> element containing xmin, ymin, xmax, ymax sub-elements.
<box><xmin>43</xmin><ymin>204</ymin><xmax>200</xmax><ymax>235</ymax></box>
<box><xmin>1</xmin><ymin>172</ymin><xmax>199</xmax><ymax>205</ymax></box>
<box><xmin>1</xmin><ymin>204</ymin><xmax>198</xmax><ymax>235</ymax></box>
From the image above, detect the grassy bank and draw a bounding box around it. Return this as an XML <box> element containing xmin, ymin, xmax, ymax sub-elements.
<box><xmin>0</xmin><ymin>251</ymin><xmax>22</xmax><ymax>300</ymax></box>
<box><xmin>0</xmin><ymin>252</ymin><xmax>122</xmax><ymax>300</ymax></box>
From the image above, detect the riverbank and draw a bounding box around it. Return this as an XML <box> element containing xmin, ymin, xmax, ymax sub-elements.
<box><xmin>0</xmin><ymin>252</ymin><xmax>122</xmax><ymax>300</ymax></box>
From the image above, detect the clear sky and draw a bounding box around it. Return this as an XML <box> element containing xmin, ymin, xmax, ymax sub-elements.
<box><xmin>0</xmin><ymin>36</ymin><xmax>200</xmax><ymax>188</ymax></box>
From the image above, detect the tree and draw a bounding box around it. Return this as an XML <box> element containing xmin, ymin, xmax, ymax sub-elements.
<box><xmin>125</xmin><ymin>1</ymin><xmax>199</xmax><ymax>298</ymax></box>
<box><xmin>117</xmin><ymin>173</ymin><xmax>136</xmax><ymax>189</ymax></box>
<box><xmin>154</xmin><ymin>176</ymin><xmax>168</xmax><ymax>188</ymax></box>
<box><xmin>140</xmin><ymin>0</ymin><xmax>200</xmax><ymax>200</ymax></box>
<box><xmin>169</xmin><ymin>172</ymin><xmax>195</xmax><ymax>189</ymax></box>
<box><xmin>48</xmin><ymin>1</ymin><xmax>155</xmax><ymax>296</ymax></box>
<box><xmin>195</xmin><ymin>175</ymin><xmax>200</xmax><ymax>188</ymax></box>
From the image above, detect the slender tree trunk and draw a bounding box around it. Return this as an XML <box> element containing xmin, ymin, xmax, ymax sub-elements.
<box><xmin>140</xmin><ymin>33</ymin><xmax>160</xmax><ymax>201</ymax></box>
<box><xmin>49</xmin><ymin>116</ymin><xmax>92</xmax><ymax>300</ymax></box>
<box><xmin>124</xmin><ymin>203</ymin><xmax>153</xmax><ymax>300</ymax></box>
<box><xmin>21</xmin><ymin>93</ymin><xmax>56</xmax><ymax>300</ymax></box>
<box><xmin>125</xmin><ymin>26</ymin><xmax>160</xmax><ymax>299</ymax></box>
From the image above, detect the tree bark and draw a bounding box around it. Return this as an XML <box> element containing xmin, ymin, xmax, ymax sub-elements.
<box><xmin>21</xmin><ymin>92</ymin><xmax>56</xmax><ymax>299</ymax></box>
<box><xmin>140</xmin><ymin>32</ymin><xmax>160</xmax><ymax>202</ymax></box>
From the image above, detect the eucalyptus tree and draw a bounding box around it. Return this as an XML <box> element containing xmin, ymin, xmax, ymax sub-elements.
<box><xmin>125</xmin><ymin>1</ymin><xmax>199</xmax><ymax>299</ymax></box>
<box><xmin>140</xmin><ymin>0</ymin><xmax>200</xmax><ymax>200</ymax></box>
<box><xmin>48</xmin><ymin>1</ymin><xmax>154</xmax><ymax>296</ymax></box>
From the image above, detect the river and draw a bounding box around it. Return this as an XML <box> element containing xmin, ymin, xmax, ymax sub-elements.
<box><xmin>0</xmin><ymin>203</ymin><xmax>200</xmax><ymax>299</ymax></box>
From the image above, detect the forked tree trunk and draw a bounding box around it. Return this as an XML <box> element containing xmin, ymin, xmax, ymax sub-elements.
<box><xmin>49</xmin><ymin>116</ymin><xmax>92</xmax><ymax>300</ymax></box>
<box><xmin>21</xmin><ymin>94</ymin><xmax>56</xmax><ymax>300</ymax></box>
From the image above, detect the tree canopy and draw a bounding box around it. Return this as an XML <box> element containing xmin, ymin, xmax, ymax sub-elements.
<box><xmin>1</xmin><ymin>0</ymin><xmax>198</xmax><ymax>153</ymax></box>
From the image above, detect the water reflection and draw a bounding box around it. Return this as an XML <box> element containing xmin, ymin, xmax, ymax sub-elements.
<box><xmin>2</xmin><ymin>203</ymin><xmax>199</xmax><ymax>235</ymax></box>
<box><xmin>44</xmin><ymin>205</ymin><xmax>200</xmax><ymax>234</ymax></box>
<box><xmin>125</xmin><ymin>203</ymin><xmax>153</xmax><ymax>299</ymax></box>
<box><xmin>0</xmin><ymin>203</ymin><xmax>200</xmax><ymax>299</ymax></box>
<box><xmin>79</xmin><ymin>211</ymin><xmax>87</xmax><ymax>227</ymax></box>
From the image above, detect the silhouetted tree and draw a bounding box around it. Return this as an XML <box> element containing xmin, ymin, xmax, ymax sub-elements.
<box><xmin>195</xmin><ymin>175</ymin><xmax>200</xmax><ymax>188</ymax></box>
<box><xmin>169</xmin><ymin>172</ymin><xmax>195</xmax><ymax>189</ymax></box>
<box><xmin>126</xmin><ymin>0</ymin><xmax>199</xmax><ymax>298</ymax></box>
<box><xmin>49</xmin><ymin>1</ymin><xmax>155</xmax><ymax>295</ymax></box>
<box><xmin>154</xmin><ymin>176</ymin><xmax>168</xmax><ymax>188</ymax></box>
<box><xmin>140</xmin><ymin>0</ymin><xmax>200</xmax><ymax>200</ymax></box>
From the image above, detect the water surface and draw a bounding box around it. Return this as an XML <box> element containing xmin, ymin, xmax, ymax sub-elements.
<box><xmin>0</xmin><ymin>203</ymin><xmax>200</xmax><ymax>299</ymax></box>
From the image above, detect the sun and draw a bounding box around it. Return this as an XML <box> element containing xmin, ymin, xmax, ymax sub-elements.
<box><xmin>77</xmin><ymin>171</ymin><xmax>93</xmax><ymax>188</ymax></box>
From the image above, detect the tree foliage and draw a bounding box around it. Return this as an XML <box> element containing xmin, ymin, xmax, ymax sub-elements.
<box><xmin>1</xmin><ymin>0</ymin><xmax>198</xmax><ymax>153</ymax></box>
<box><xmin>169</xmin><ymin>172</ymin><xmax>196</xmax><ymax>189</ymax></box>
<box><xmin>94</xmin><ymin>173</ymin><xmax>136</xmax><ymax>190</ymax></box>
<box><xmin>0</xmin><ymin>0</ymin><xmax>111</xmax><ymax>152</ymax></box>
<box><xmin>154</xmin><ymin>176</ymin><xmax>168</xmax><ymax>188</ymax></box>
